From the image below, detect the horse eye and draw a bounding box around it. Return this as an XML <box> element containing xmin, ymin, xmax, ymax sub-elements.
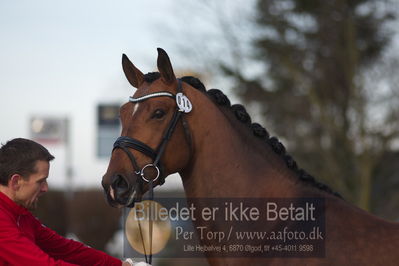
<box><xmin>151</xmin><ymin>109</ymin><xmax>166</xmax><ymax>119</ymax></box>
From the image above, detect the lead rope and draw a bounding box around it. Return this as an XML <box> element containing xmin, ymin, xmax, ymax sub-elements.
<box><xmin>135</xmin><ymin>181</ymin><xmax>154</xmax><ymax>265</ymax></box>
<box><xmin>148</xmin><ymin>179</ymin><xmax>154</xmax><ymax>265</ymax></box>
<box><xmin>136</xmin><ymin>207</ymin><xmax>148</xmax><ymax>263</ymax></box>
<box><xmin>136</xmin><ymin>179</ymin><xmax>154</xmax><ymax>265</ymax></box>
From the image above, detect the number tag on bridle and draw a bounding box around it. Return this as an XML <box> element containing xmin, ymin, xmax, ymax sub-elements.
<box><xmin>176</xmin><ymin>92</ymin><xmax>192</xmax><ymax>113</ymax></box>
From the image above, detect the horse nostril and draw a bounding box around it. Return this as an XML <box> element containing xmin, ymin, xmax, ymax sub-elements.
<box><xmin>111</xmin><ymin>174</ymin><xmax>128</xmax><ymax>189</ymax></box>
<box><xmin>109</xmin><ymin>174</ymin><xmax>132</xmax><ymax>205</ymax></box>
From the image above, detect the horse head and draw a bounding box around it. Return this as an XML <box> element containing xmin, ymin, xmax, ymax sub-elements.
<box><xmin>102</xmin><ymin>48</ymin><xmax>192</xmax><ymax>207</ymax></box>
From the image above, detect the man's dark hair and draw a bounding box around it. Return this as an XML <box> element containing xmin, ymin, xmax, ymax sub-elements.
<box><xmin>0</xmin><ymin>138</ymin><xmax>55</xmax><ymax>185</ymax></box>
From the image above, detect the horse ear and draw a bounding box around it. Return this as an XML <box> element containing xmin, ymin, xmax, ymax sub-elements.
<box><xmin>122</xmin><ymin>54</ymin><xmax>144</xmax><ymax>88</ymax></box>
<box><xmin>157</xmin><ymin>48</ymin><xmax>176</xmax><ymax>84</ymax></box>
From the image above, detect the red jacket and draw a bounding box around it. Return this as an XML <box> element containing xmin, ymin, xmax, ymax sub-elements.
<box><xmin>0</xmin><ymin>191</ymin><xmax>122</xmax><ymax>266</ymax></box>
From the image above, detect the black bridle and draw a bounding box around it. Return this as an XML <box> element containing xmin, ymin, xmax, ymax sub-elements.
<box><xmin>112</xmin><ymin>79</ymin><xmax>192</xmax><ymax>207</ymax></box>
<box><xmin>112</xmin><ymin>79</ymin><xmax>192</xmax><ymax>264</ymax></box>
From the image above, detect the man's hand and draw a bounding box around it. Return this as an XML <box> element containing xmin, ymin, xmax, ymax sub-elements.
<box><xmin>122</xmin><ymin>261</ymin><xmax>132</xmax><ymax>266</ymax></box>
<box><xmin>122</xmin><ymin>258</ymin><xmax>152</xmax><ymax>266</ymax></box>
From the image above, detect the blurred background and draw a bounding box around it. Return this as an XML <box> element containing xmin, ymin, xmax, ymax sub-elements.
<box><xmin>1</xmin><ymin>0</ymin><xmax>399</xmax><ymax>264</ymax></box>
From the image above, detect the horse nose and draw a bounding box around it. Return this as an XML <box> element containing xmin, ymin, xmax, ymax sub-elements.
<box><xmin>111</xmin><ymin>174</ymin><xmax>129</xmax><ymax>189</ymax></box>
<box><xmin>110</xmin><ymin>174</ymin><xmax>131</xmax><ymax>203</ymax></box>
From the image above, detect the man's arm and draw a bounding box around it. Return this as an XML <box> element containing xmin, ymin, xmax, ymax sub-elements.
<box><xmin>33</xmin><ymin>216</ymin><xmax>122</xmax><ymax>266</ymax></box>
<box><xmin>0</xmin><ymin>216</ymin><xmax>77</xmax><ymax>265</ymax></box>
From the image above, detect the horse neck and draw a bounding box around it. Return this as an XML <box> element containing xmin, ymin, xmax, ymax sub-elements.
<box><xmin>179</xmin><ymin>92</ymin><xmax>304</xmax><ymax>199</ymax></box>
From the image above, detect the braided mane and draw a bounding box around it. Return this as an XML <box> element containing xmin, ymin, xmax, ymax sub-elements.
<box><xmin>180</xmin><ymin>76</ymin><xmax>341</xmax><ymax>198</ymax></box>
<box><xmin>140</xmin><ymin>72</ymin><xmax>340</xmax><ymax>197</ymax></box>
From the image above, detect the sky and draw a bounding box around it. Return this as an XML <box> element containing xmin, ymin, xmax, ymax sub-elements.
<box><xmin>0</xmin><ymin>0</ymin><xmax>198</xmax><ymax>190</ymax></box>
<box><xmin>1</xmin><ymin>1</ymin><xmax>398</xmax><ymax>191</ymax></box>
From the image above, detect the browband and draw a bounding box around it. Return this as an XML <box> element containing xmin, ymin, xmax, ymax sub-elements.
<box><xmin>129</xmin><ymin>92</ymin><xmax>174</xmax><ymax>103</ymax></box>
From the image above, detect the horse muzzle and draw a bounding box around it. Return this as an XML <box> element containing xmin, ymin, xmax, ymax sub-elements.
<box><xmin>103</xmin><ymin>173</ymin><xmax>142</xmax><ymax>208</ymax></box>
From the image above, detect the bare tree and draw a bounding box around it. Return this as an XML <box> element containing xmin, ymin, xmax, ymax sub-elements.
<box><xmin>165</xmin><ymin>0</ymin><xmax>399</xmax><ymax>214</ymax></box>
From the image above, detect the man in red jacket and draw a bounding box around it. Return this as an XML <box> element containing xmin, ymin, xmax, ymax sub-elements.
<box><xmin>0</xmin><ymin>138</ymin><xmax>141</xmax><ymax>265</ymax></box>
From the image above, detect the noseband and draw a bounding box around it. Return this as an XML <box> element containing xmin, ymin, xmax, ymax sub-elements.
<box><xmin>112</xmin><ymin>79</ymin><xmax>192</xmax><ymax>206</ymax></box>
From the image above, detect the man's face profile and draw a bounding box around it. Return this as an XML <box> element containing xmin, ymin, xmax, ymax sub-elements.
<box><xmin>14</xmin><ymin>160</ymin><xmax>49</xmax><ymax>210</ymax></box>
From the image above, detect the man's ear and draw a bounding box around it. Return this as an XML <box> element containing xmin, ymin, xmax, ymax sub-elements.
<box><xmin>9</xmin><ymin>174</ymin><xmax>22</xmax><ymax>190</ymax></box>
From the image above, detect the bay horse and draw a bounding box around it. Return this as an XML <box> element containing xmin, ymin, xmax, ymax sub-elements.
<box><xmin>102</xmin><ymin>48</ymin><xmax>399</xmax><ymax>265</ymax></box>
